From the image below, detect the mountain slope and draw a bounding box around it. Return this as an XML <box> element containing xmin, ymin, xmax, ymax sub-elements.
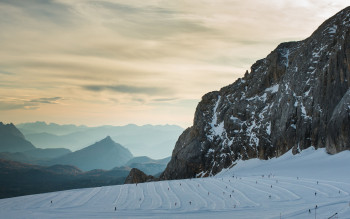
<box><xmin>0</xmin><ymin>159</ymin><xmax>130</xmax><ymax>199</ymax></box>
<box><xmin>161</xmin><ymin>7</ymin><xmax>350</xmax><ymax>180</ymax></box>
<box><xmin>0</xmin><ymin>148</ymin><xmax>72</xmax><ymax>165</ymax></box>
<box><xmin>51</xmin><ymin>136</ymin><xmax>133</xmax><ymax>171</ymax></box>
<box><xmin>22</xmin><ymin>148</ymin><xmax>71</xmax><ymax>159</ymax></box>
<box><xmin>0</xmin><ymin>122</ymin><xmax>36</xmax><ymax>153</ymax></box>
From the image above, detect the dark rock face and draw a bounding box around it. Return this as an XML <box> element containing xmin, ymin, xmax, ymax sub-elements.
<box><xmin>161</xmin><ymin>7</ymin><xmax>350</xmax><ymax>180</ymax></box>
<box><xmin>124</xmin><ymin>168</ymin><xmax>155</xmax><ymax>184</ymax></box>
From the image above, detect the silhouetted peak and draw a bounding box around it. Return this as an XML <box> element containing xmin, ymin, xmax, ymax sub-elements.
<box><xmin>0</xmin><ymin>122</ymin><xmax>25</xmax><ymax>139</ymax></box>
<box><xmin>91</xmin><ymin>136</ymin><xmax>117</xmax><ymax>148</ymax></box>
<box><xmin>101</xmin><ymin>136</ymin><xmax>113</xmax><ymax>142</ymax></box>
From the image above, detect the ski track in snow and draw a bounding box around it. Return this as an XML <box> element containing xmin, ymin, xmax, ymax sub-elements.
<box><xmin>0</xmin><ymin>148</ymin><xmax>350</xmax><ymax>218</ymax></box>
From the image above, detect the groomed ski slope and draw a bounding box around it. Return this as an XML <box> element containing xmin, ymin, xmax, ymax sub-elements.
<box><xmin>0</xmin><ymin>147</ymin><xmax>349</xmax><ymax>219</ymax></box>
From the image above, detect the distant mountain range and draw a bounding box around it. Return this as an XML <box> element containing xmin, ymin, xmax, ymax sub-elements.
<box><xmin>0</xmin><ymin>122</ymin><xmax>172</xmax><ymax>198</ymax></box>
<box><xmin>17</xmin><ymin>122</ymin><xmax>183</xmax><ymax>159</ymax></box>
<box><xmin>1</xmin><ymin>122</ymin><xmax>171</xmax><ymax>172</ymax></box>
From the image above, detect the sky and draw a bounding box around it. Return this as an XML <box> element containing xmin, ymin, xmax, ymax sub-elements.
<box><xmin>0</xmin><ymin>0</ymin><xmax>349</xmax><ymax>128</ymax></box>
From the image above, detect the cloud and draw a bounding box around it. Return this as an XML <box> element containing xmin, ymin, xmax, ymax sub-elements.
<box><xmin>30</xmin><ymin>97</ymin><xmax>63</xmax><ymax>104</ymax></box>
<box><xmin>0</xmin><ymin>102</ymin><xmax>38</xmax><ymax>111</ymax></box>
<box><xmin>0</xmin><ymin>97</ymin><xmax>63</xmax><ymax>111</ymax></box>
<box><xmin>152</xmin><ymin>98</ymin><xmax>178</xmax><ymax>102</ymax></box>
<box><xmin>0</xmin><ymin>70</ymin><xmax>13</xmax><ymax>75</ymax></box>
<box><xmin>83</xmin><ymin>84</ymin><xmax>173</xmax><ymax>96</ymax></box>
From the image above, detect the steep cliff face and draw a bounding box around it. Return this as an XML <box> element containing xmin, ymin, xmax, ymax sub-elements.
<box><xmin>161</xmin><ymin>7</ymin><xmax>350</xmax><ymax>180</ymax></box>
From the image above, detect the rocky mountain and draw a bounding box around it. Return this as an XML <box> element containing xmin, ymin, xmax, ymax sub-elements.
<box><xmin>124</xmin><ymin>168</ymin><xmax>155</xmax><ymax>184</ymax></box>
<box><xmin>0</xmin><ymin>159</ymin><xmax>130</xmax><ymax>199</ymax></box>
<box><xmin>161</xmin><ymin>7</ymin><xmax>350</xmax><ymax>180</ymax></box>
<box><xmin>0</xmin><ymin>122</ymin><xmax>36</xmax><ymax>153</ymax></box>
<box><xmin>18</xmin><ymin>123</ymin><xmax>183</xmax><ymax>159</ymax></box>
<box><xmin>51</xmin><ymin>136</ymin><xmax>133</xmax><ymax>171</ymax></box>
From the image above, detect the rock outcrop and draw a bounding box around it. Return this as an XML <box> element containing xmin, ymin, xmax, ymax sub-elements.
<box><xmin>161</xmin><ymin>7</ymin><xmax>350</xmax><ymax>180</ymax></box>
<box><xmin>124</xmin><ymin>168</ymin><xmax>155</xmax><ymax>184</ymax></box>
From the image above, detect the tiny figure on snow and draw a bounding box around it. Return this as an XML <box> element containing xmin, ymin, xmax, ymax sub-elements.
<box><xmin>175</xmin><ymin>202</ymin><xmax>177</xmax><ymax>206</ymax></box>
<box><xmin>168</xmin><ymin>187</ymin><xmax>169</xmax><ymax>191</ymax></box>
<box><xmin>51</xmin><ymin>200</ymin><xmax>52</xmax><ymax>204</ymax></box>
<box><xmin>308</xmin><ymin>209</ymin><xmax>311</xmax><ymax>213</ymax></box>
<box><xmin>317</xmin><ymin>181</ymin><xmax>318</xmax><ymax>184</ymax></box>
<box><xmin>315</xmin><ymin>205</ymin><xmax>318</xmax><ymax>209</ymax></box>
<box><xmin>339</xmin><ymin>190</ymin><xmax>341</xmax><ymax>194</ymax></box>
<box><xmin>256</xmin><ymin>181</ymin><xmax>257</xmax><ymax>184</ymax></box>
<box><xmin>269</xmin><ymin>195</ymin><xmax>271</xmax><ymax>199</ymax></box>
<box><xmin>315</xmin><ymin>192</ymin><xmax>317</xmax><ymax>196</ymax></box>
<box><xmin>230</xmin><ymin>194</ymin><xmax>231</xmax><ymax>198</ymax></box>
<box><xmin>189</xmin><ymin>201</ymin><xmax>192</xmax><ymax>205</ymax></box>
<box><xmin>180</xmin><ymin>183</ymin><xmax>181</xmax><ymax>186</ymax></box>
<box><xmin>226</xmin><ymin>186</ymin><xmax>227</xmax><ymax>189</ymax></box>
<box><xmin>115</xmin><ymin>207</ymin><xmax>117</xmax><ymax>211</ymax></box>
<box><xmin>271</xmin><ymin>185</ymin><xmax>272</xmax><ymax>188</ymax></box>
<box><xmin>208</xmin><ymin>192</ymin><xmax>209</xmax><ymax>195</ymax></box>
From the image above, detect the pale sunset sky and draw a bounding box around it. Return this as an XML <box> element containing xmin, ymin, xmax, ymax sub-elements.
<box><xmin>0</xmin><ymin>0</ymin><xmax>349</xmax><ymax>128</ymax></box>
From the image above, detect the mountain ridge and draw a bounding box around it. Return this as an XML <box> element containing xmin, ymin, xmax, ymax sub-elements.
<box><xmin>18</xmin><ymin>122</ymin><xmax>183</xmax><ymax>159</ymax></box>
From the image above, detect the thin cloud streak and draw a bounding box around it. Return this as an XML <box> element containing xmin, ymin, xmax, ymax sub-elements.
<box><xmin>30</xmin><ymin>97</ymin><xmax>63</xmax><ymax>104</ymax></box>
<box><xmin>0</xmin><ymin>97</ymin><xmax>63</xmax><ymax>111</ymax></box>
<box><xmin>83</xmin><ymin>84</ymin><xmax>173</xmax><ymax>96</ymax></box>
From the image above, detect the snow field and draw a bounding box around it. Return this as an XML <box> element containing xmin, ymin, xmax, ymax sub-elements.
<box><xmin>0</xmin><ymin>148</ymin><xmax>349</xmax><ymax>218</ymax></box>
